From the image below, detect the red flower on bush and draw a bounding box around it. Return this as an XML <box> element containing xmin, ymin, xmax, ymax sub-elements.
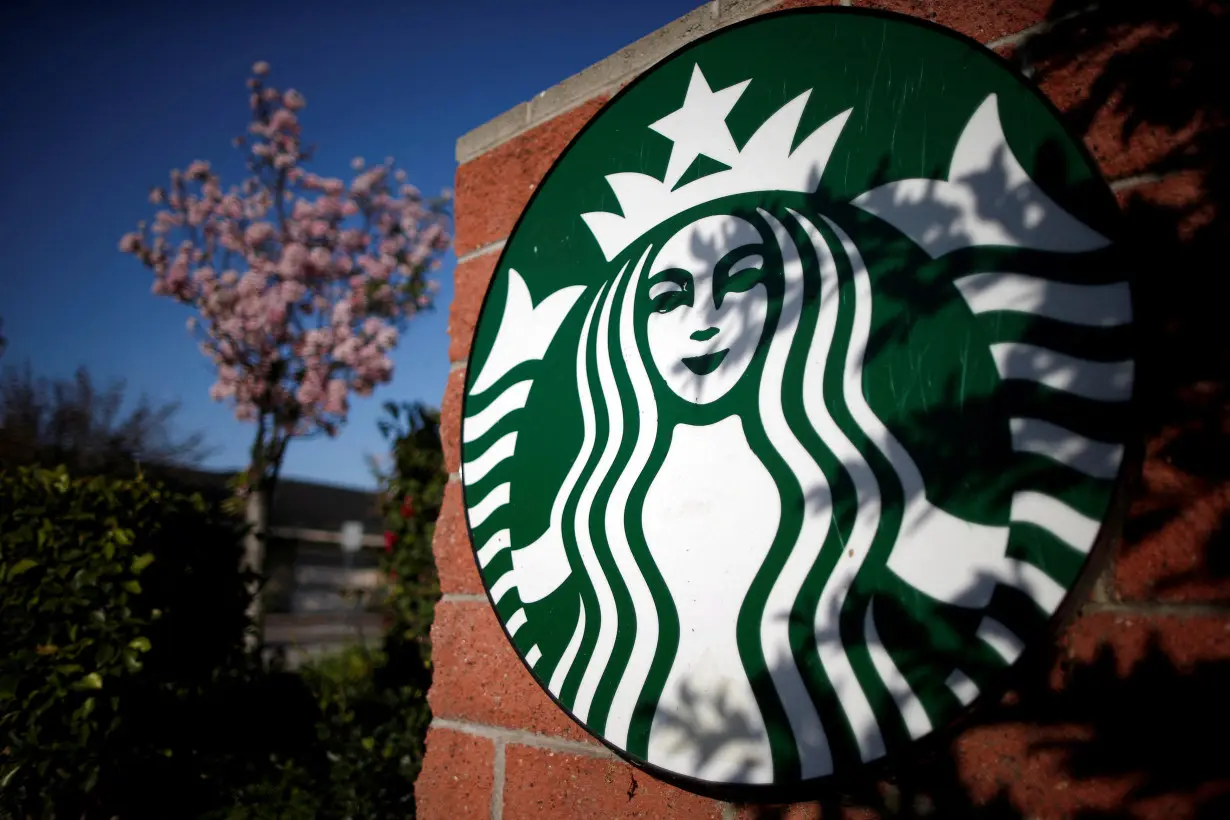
<box><xmin>383</xmin><ymin>530</ymin><xmax>395</xmax><ymax>552</ymax></box>
<box><xmin>400</xmin><ymin>495</ymin><xmax>415</xmax><ymax>519</ymax></box>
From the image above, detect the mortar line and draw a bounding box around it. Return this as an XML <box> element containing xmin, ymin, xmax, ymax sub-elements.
<box><xmin>448</xmin><ymin>472</ymin><xmax>461</xmax><ymax>483</ymax></box>
<box><xmin>1083</xmin><ymin>601</ymin><xmax>1230</xmax><ymax>617</ymax></box>
<box><xmin>432</xmin><ymin>717</ymin><xmax>616</xmax><ymax>758</ymax></box>
<box><xmin>985</xmin><ymin>3</ymin><xmax>1099</xmax><ymax>51</ymax></box>
<box><xmin>456</xmin><ymin>239</ymin><xmax>507</xmax><ymax>265</ymax></box>
<box><xmin>1110</xmin><ymin>172</ymin><xmax>1167</xmax><ymax>192</ymax></box>
<box><xmin>450</xmin><ymin>360</ymin><xmax>467</xmax><ymax>373</ymax></box>
<box><xmin>721</xmin><ymin>802</ymin><xmax>739</xmax><ymax>820</ymax></box>
<box><xmin>491</xmin><ymin>738</ymin><xmax>506</xmax><ymax>820</ymax></box>
<box><xmin>440</xmin><ymin>593</ymin><xmax>489</xmax><ymax>604</ymax></box>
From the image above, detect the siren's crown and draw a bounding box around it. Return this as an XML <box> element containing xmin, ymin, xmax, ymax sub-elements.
<box><xmin>582</xmin><ymin>64</ymin><xmax>851</xmax><ymax>261</ymax></box>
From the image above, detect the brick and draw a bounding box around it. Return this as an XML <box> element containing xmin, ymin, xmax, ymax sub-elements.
<box><xmin>428</xmin><ymin>599</ymin><xmax>597</xmax><ymax>743</ymax></box>
<box><xmin>415</xmin><ymin>727</ymin><xmax>494</xmax><ymax>820</ymax></box>
<box><xmin>735</xmin><ymin>802</ymin><xmax>881</xmax><ymax>819</ymax></box>
<box><xmin>1057</xmin><ymin>612</ymin><xmax>1230</xmax><ymax>677</ymax></box>
<box><xmin>433</xmin><ymin>481</ymin><xmax>482</xmax><ymax>595</ymax></box>
<box><xmin>502</xmin><ymin>744</ymin><xmax>723</xmax><ymax>820</ymax></box>
<box><xmin>852</xmin><ymin>0</ymin><xmax>1053</xmax><ymax>43</ymax></box>
<box><xmin>453</xmin><ymin>96</ymin><xmax>609</xmax><ymax>257</ymax></box>
<box><xmin>448</xmin><ymin>254</ymin><xmax>498</xmax><ymax>364</ymax></box>
<box><xmin>440</xmin><ymin>366</ymin><xmax>465</xmax><ymax>476</ymax></box>
<box><xmin>1116</xmin><ymin>171</ymin><xmax>1214</xmax><ymax>243</ymax></box>
<box><xmin>1116</xmin><ymin>477</ymin><xmax>1230</xmax><ymax>603</ymax></box>
<box><xmin>954</xmin><ymin>721</ymin><xmax>1136</xmax><ymax>817</ymax></box>
<box><xmin>950</xmin><ymin>612</ymin><xmax>1230</xmax><ymax>818</ymax></box>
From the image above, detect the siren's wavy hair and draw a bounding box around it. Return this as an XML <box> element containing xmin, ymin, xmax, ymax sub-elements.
<box><xmin>542</xmin><ymin>200</ymin><xmax>912</xmax><ymax>777</ymax></box>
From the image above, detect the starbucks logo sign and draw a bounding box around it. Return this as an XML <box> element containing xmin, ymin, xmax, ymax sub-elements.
<box><xmin>460</xmin><ymin>8</ymin><xmax>1132</xmax><ymax>793</ymax></box>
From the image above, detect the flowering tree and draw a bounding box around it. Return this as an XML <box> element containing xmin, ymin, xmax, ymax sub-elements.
<box><xmin>119</xmin><ymin>61</ymin><xmax>451</xmax><ymax>633</ymax></box>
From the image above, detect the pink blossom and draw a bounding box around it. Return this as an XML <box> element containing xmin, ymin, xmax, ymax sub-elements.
<box><xmin>252</xmin><ymin>61</ymin><xmax>270</xmax><ymax>76</ymax></box>
<box><xmin>340</xmin><ymin>229</ymin><xmax>367</xmax><ymax>252</ymax></box>
<box><xmin>357</xmin><ymin>254</ymin><xmax>391</xmax><ymax>280</ymax></box>
<box><xmin>308</xmin><ymin>246</ymin><xmax>332</xmax><ymax>272</ymax></box>
<box><xmin>119</xmin><ymin>233</ymin><xmax>141</xmax><ymax>253</ymax></box>
<box><xmin>351</xmin><ymin>168</ymin><xmax>384</xmax><ymax>196</ymax></box>
<box><xmin>291</xmin><ymin>199</ymin><xmax>314</xmax><ymax>221</ymax></box>
<box><xmin>278</xmin><ymin>242</ymin><xmax>309</xmax><ymax>279</ymax></box>
<box><xmin>237</xmin><ymin>271</ymin><xmax>266</xmax><ymax>298</ymax></box>
<box><xmin>269</xmin><ymin>109</ymin><xmax>298</xmax><ymax>133</ymax></box>
<box><xmin>324</xmin><ymin>379</ymin><xmax>347</xmax><ymax>416</ymax></box>
<box><xmin>283</xmin><ymin>89</ymin><xmax>306</xmax><ymax>110</ymax></box>
<box><xmin>350</xmin><ymin>156</ymin><xmax>364</xmax><ymax>171</ymax></box>
<box><xmin>332</xmin><ymin>300</ymin><xmax>352</xmax><ymax>325</ymax></box>
<box><xmin>333</xmin><ymin>339</ymin><xmax>360</xmax><ymax>366</ymax></box>
<box><xmin>375</xmin><ymin>325</ymin><xmax>398</xmax><ymax>349</ymax></box>
<box><xmin>281</xmin><ymin>280</ymin><xmax>307</xmax><ymax>303</ymax></box>
<box><xmin>315</xmin><ymin>196</ymin><xmax>343</xmax><ymax>220</ymax></box>
<box><xmin>185</xmin><ymin>160</ymin><xmax>211</xmax><ymax>179</ymax></box>
<box><xmin>245</xmin><ymin>221</ymin><xmax>275</xmax><ymax>246</ymax></box>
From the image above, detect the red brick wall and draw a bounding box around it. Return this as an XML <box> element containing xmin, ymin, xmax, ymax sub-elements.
<box><xmin>419</xmin><ymin>1</ymin><xmax>1230</xmax><ymax>817</ymax></box>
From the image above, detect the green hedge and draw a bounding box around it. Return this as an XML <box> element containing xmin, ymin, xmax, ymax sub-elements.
<box><xmin>2</xmin><ymin>455</ymin><xmax>442</xmax><ymax>818</ymax></box>
<box><xmin>0</xmin><ymin>466</ymin><xmax>325</xmax><ymax>819</ymax></box>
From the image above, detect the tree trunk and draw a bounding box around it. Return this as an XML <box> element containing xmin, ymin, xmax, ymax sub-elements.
<box><xmin>243</xmin><ymin>486</ymin><xmax>267</xmax><ymax>652</ymax></box>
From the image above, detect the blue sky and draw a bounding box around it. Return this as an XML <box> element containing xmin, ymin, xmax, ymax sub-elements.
<box><xmin>0</xmin><ymin>0</ymin><xmax>702</xmax><ymax>489</ymax></box>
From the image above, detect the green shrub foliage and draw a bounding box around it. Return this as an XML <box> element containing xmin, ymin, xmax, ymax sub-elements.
<box><xmin>1</xmin><ymin>404</ymin><xmax>444</xmax><ymax>818</ymax></box>
<box><xmin>0</xmin><ymin>466</ymin><xmax>319</xmax><ymax>818</ymax></box>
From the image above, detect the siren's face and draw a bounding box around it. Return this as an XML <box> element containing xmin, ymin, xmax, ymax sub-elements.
<box><xmin>646</xmin><ymin>215</ymin><xmax>769</xmax><ymax>405</ymax></box>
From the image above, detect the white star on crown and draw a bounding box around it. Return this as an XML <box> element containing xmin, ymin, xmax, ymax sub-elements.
<box><xmin>582</xmin><ymin>64</ymin><xmax>852</xmax><ymax>261</ymax></box>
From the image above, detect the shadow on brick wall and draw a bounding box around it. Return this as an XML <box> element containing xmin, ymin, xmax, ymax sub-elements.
<box><xmin>729</xmin><ymin>1</ymin><xmax>1230</xmax><ymax>817</ymax></box>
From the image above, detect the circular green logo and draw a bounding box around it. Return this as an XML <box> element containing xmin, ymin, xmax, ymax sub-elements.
<box><xmin>460</xmin><ymin>8</ymin><xmax>1132</xmax><ymax>792</ymax></box>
